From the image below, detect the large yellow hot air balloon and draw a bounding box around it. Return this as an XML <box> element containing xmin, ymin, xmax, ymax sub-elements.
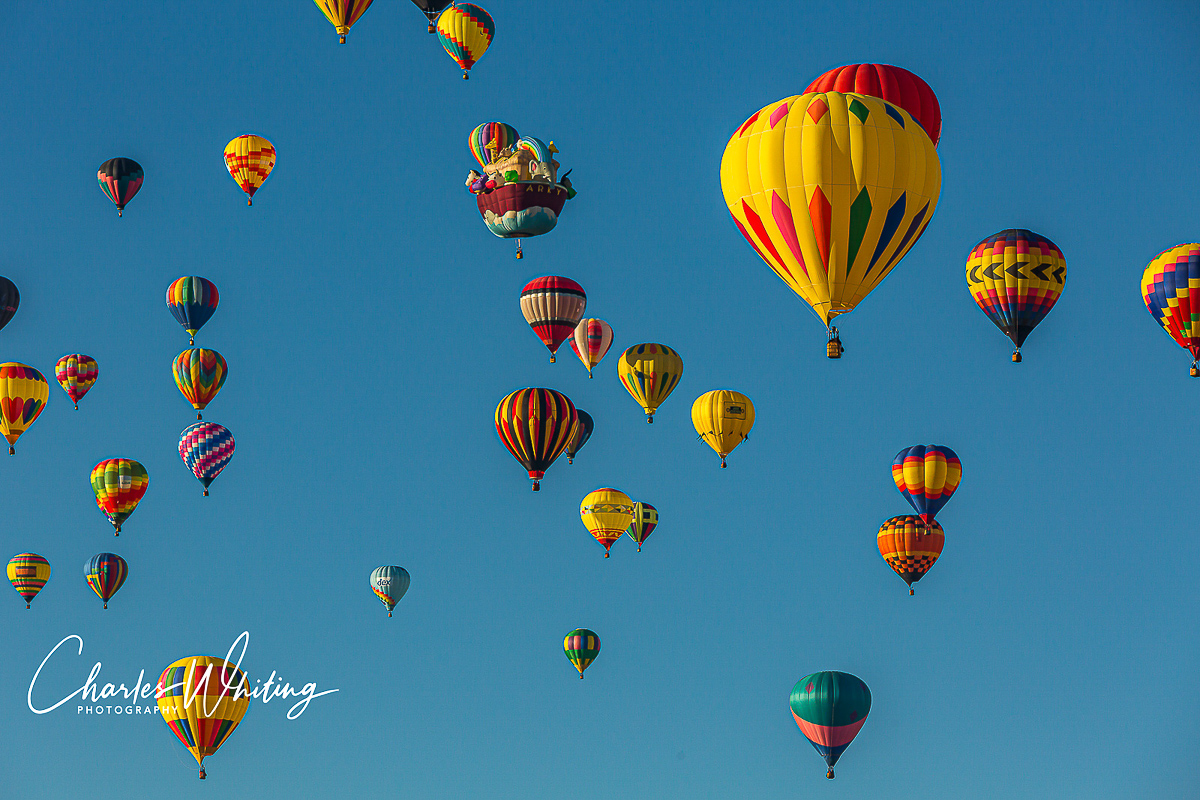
<box><xmin>691</xmin><ymin>390</ymin><xmax>754</xmax><ymax>468</ymax></box>
<box><xmin>0</xmin><ymin>363</ymin><xmax>48</xmax><ymax>454</ymax></box>
<box><xmin>580</xmin><ymin>488</ymin><xmax>635</xmax><ymax>558</ymax></box>
<box><xmin>157</xmin><ymin>655</ymin><xmax>251</xmax><ymax>779</ymax></box>
<box><xmin>223</xmin><ymin>135</ymin><xmax>276</xmax><ymax>206</ymax></box>
<box><xmin>617</xmin><ymin>343</ymin><xmax>683</xmax><ymax>423</ymax></box>
<box><xmin>721</xmin><ymin>92</ymin><xmax>941</xmax><ymax>355</ymax></box>
<box><xmin>314</xmin><ymin>0</ymin><xmax>374</xmax><ymax>44</ymax></box>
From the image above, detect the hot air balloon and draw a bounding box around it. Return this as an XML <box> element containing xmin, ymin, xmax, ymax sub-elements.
<box><xmin>223</xmin><ymin>135</ymin><xmax>275</xmax><ymax>205</ymax></box>
<box><xmin>1142</xmin><ymin>243</ymin><xmax>1200</xmax><ymax>376</ymax></box>
<box><xmin>790</xmin><ymin>671</ymin><xmax>871</xmax><ymax>779</ymax></box>
<box><xmin>617</xmin><ymin>344</ymin><xmax>683</xmax><ymax>423</ymax></box>
<box><xmin>565</xmin><ymin>409</ymin><xmax>592</xmax><ymax>464</ymax></box>
<box><xmin>0</xmin><ymin>363</ymin><xmax>48</xmax><ymax>454</ymax></box>
<box><xmin>626</xmin><ymin>501</ymin><xmax>657</xmax><ymax>552</ymax></box>
<box><xmin>157</xmin><ymin>656</ymin><xmax>251</xmax><ymax>779</ymax></box>
<box><xmin>877</xmin><ymin>515</ymin><xmax>944</xmax><ymax>595</ymax></box>
<box><xmin>495</xmin><ymin>388</ymin><xmax>577</xmax><ymax>491</ymax></box>
<box><xmin>564</xmin><ymin>628</ymin><xmax>600</xmax><ymax>678</ymax></box>
<box><xmin>892</xmin><ymin>445</ymin><xmax>961</xmax><ymax>523</ymax></box>
<box><xmin>436</xmin><ymin>3</ymin><xmax>494</xmax><ymax>79</ymax></box>
<box><xmin>97</xmin><ymin>158</ymin><xmax>144</xmax><ymax>216</ymax></box>
<box><xmin>92</xmin><ymin>458</ymin><xmax>149</xmax><ymax>535</ymax></box>
<box><xmin>805</xmin><ymin>64</ymin><xmax>941</xmax><ymax>146</ymax></box>
<box><xmin>966</xmin><ymin>230</ymin><xmax>1067</xmax><ymax>362</ymax></box>
<box><xmin>314</xmin><ymin>0</ymin><xmax>375</xmax><ymax>43</ymax></box>
<box><xmin>580</xmin><ymin>488</ymin><xmax>635</xmax><ymax>558</ymax></box>
<box><xmin>0</xmin><ymin>277</ymin><xmax>17</xmax><ymax>333</ymax></box>
<box><xmin>691</xmin><ymin>390</ymin><xmax>754</xmax><ymax>468</ymax></box>
<box><xmin>173</xmin><ymin>348</ymin><xmax>227</xmax><ymax>420</ymax></box>
<box><xmin>167</xmin><ymin>276</ymin><xmax>219</xmax><ymax>345</ymax></box>
<box><xmin>520</xmin><ymin>277</ymin><xmax>587</xmax><ymax>362</ymax></box>
<box><xmin>55</xmin><ymin>354</ymin><xmax>98</xmax><ymax>410</ymax></box>
<box><xmin>179</xmin><ymin>422</ymin><xmax>235</xmax><ymax>496</ymax></box>
<box><xmin>721</xmin><ymin>92</ymin><xmax>941</xmax><ymax>356</ymax></box>
<box><xmin>84</xmin><ymin>553</ymin><xmax>128</xmax><ymax>609</ymax></box>
<box><xmin>370</xmin><ymin>565</ymin><xmax>410</xmax><ymax>617</ymax></box>
<box><xmin>469</xmin><ymin>121</ymin><xmax>520</xmax><ymax>168</ymax></box>
<box><xmin>570</xmin><ymin>318</ymin><xmax>614</xmax><ymax>378</ymax></box>
<box><xmin>7</xmin><ymin>553</ymin><xmax>50</xmax><ymax>609</ymax></box>
<box><xmin>412</xmin><ymin>0</ymin><xmax>452</xmax><ymax>32</ymax></box>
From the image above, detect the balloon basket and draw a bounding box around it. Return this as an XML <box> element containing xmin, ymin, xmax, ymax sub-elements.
<box><xmin>1012</xmin><ymin>350</ymin><xmax>1022</xmax><ymax>363</ymax></box>
<box><xmin>1191</xmin><ymin>362</ymin><xmax>1198</xmax><ymax>377</ymax></box>
<box><xmin>73</xmin><ymin>403</ymin><xmax>78</xmax><ymax>410</ymax></box>
<box><xmin>103</xmin><ymin>602</ymin><xmax>108</xmax><ymax>609</ymax></box>
<box><xmin>515</xmin><ymin>240</ymin><xmax>523</xmax><ymax>259</ymax></box>
<box><xmin>247</xmin><ymin>197</ymin><xmax>252</xmax><ymax>206</ymax></box>
<box><xmin>196</xmin><ymin>412</ymin><xmax>202</xmax><ymax>420</ymax></box>
<box><xmin>826</xmin><ymin>770</ymin><xmax>834</xmax><ymax>779</ymax></box>
<box><xmin>826</xmin><ymin>327</ymin><xmax>843</xmax><ymax>358</ymax></box>
<box><xmin>428</xmin><ymin>23</ymin><xmax>435</xmax><ymax>33</ymax></box>
<box><xmin>388</xmin><ymin>612</ymin><xmax>392</xmax><ymax>618</ymax></box>
<box><xmin>25</xmin><ymin>602</ymin><xmax>30</xmax><ymax>609</ymax></box>
<box><xmin>7</xmin><ymin>446</ymin><xmax>12</xmax><ymax>455</ymax></box>
<box><xmin>531</xmin><ymin>482</ymin><xmax>540</xmax><ymax>492</ymax></box>
<box><xmin>603</xmin><ymin>551</ymin><xmax>609</xmax><ymax>558</ymax></box>
<box><xmin>203</xmin><ymin>489</ymin><xmax>209</xmax><ymax>497</ymax></box>
<box><xmin>567</xmin><ymin>457</ymin><xmax>574</xmax><ymax>464</ymax></box>
<box><xmin>579</xmin><ymin>673</ymin><xmax>584</xmax><ymax>679</ymax></box>
<box><xmin>909</xmin><ymin>588</ymin><xmax>915</xmax><ymax>596</ymax></box>
<box><xmin>339</xmin><ymin>35</ymin><xmax>346</xmax><ymax>44</ymax></box>
<box><xmin>199</xmin><ymin>769</ymin><xmax>207</xmax><ymax>780</ymax></box>
<box><xmin>117</xmin><ymin>210</ymin><xmax>123</xmax><ymax>217</ymax></box>
<box><xmin>646</xmin><ymin>416</ymin><xmax>654</xmax><ymax>424</ymax></box>
<box><xmin>462</xmin><ymin>72</ymin><xmax>469</xmax><ymax>80</ymax></box>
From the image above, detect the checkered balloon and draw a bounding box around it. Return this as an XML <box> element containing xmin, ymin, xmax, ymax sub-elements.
<box><xmin>179</xmin><ymin>422</ymin><xmax>234</xmax><ymax>496</ymax></box>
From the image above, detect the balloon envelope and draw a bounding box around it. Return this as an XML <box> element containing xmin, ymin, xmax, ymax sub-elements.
<box><xmin>891</xmin><ymin>445</ymin><xmax>961</xmax><ymax>523</ymax></box>
<box><xmin>313</xmin><ymin>0</ymin><xmax>375</xmax><ymax>42</ymax></box>
<box><xmin>85</xmin><ymin>553</ymin><xmax>128</xmax><ymax>608</ymax></box>
<box><xmin>179</xmin><ymin>422</ymin><xmax>235</xmax><ymax>494</ymax></box>
<box><xmin>580</xmin><ymin>488</ymin><xmax>634</xmax><ymax>557</ymax></box>
<box><xmin>97</xmin><ymin>158</ymin><xmax>144</xmax><ymax>215</ymax></box>
<box><xmin>626</xmin><ymin>501</ymin><xmax>658</xmax><ymax>551</ymax></box>
<box><xmin>520</xmin><ymin>277</ymin><xmax>587</xmax><ymax>362</ymax></box>
<box><xmin>0</xmin><ymin>363</ymin><xmax>48</xmax><ymax>453</ymax></box>
<box><xmin>0</xmin><ymin>277</ymin><xmax>17</xmax><ymax>333</ymax></box>
<box><xmin>877</xmin><ymin>515</ymin><xmax>944</xmax><ymax>593</ymax></box>
<box><xmin>1142</xmin><ymin>243</ymin><xmax>1200</xmax><ymax>371</ymax></box>
<box><xmin>564</xmin><ymin>628</ymin><xmax>600</xmax><ymax>677</ymax></box>
<box><xmin>966</xmin><ymin>229</ymin><xmax>1066</xmax><ymax>357</ymax></box>
<box><xmin>805</xmin><ymin>64</ymin><xmax>941</xmax><ymax>145</ymax></box>
<box><xmin>92</xmin><ymin>458</ymin><xmax>149</xmax><ymax>534</ymax></box>
<box><xmin>617</xmin><ymin>344</ymin><xmax>683</xmax><ymax>422</ymax></box>
<box><xmin>157</xmin><ymin>655</ymin><xmax>250</xmax><ymax>779</ymax></box>
<box><xmin>55</xmin><ymin>354</ymin><xmax>98</xmax><ymax>409</ymax></box>
<box><xmin>436</xmin><ymin>3</ymin><xmax>494</xmax><ymax>77</ymax></box>
<box><xmin>7</xmin><ymin>553</ymin><xmax>50</xmax><ymax>608</ymax></box>
<box><xmin>790</xmin><ymin>671</ymin><xmax>871</xmax><ymax>777</ymax></box>
<box><xmin>469</xmin><ymin>121</ymin><xmax>520</xmax><ymax>168</ymax></box>
<box><xmin>370</xmin><ymin>565</ymin><xmax>410</xmax><ymax>616</ymax></box>
<box><xmin>570</xmin><ymin>318</ymin><xmax>614</xmax><ymax>377</ymax></box>
<box><xmin>173</xmin><ymin>348</ymin><xmax>227</xmax><ymax>418</ymax></box>
<box><xmin>565</xmin><ymin>409</ymin><xmax>593</xmax><ymax>464</ymax></box>
<box><xmin>691</xmin><ymin>390</ymin><xmax>754</xmax><ymax>467</ymax></box>
<box><xmin>223</xmin><ymin>135</ymin><xmax>275</xmax><ymax>204</ymax></box>
<box><xmin>167</xmin><ymin>277</ymin><xmax>219</xmax><ymax>344</ymax></box>
<box><xmin>494</xmin><ymin>388</ymin><xmax>577</xmax><ymax>490</ymax></box>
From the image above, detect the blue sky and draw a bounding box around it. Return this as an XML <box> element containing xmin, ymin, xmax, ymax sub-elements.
<box><xmin>1</xmin><ymin>0</ymin><xmax>1198</xmax><ymax>796</ymax></box>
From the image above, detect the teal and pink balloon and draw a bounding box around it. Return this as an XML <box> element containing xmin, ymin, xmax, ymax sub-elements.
<box><xmin>85</xmin><ymin>553</ymin><xmax>128</xmax><ymax>609</ymax></box>
<box><xmin>789</xmin><ymin>671</ymin><xmax>871</xmax><ymax>779</ymax></box>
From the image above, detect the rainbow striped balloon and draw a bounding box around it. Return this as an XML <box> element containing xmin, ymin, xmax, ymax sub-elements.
<box><xmin>91</xmin><ymin>458</ymin><xmax>149</xmax><ymax>535</ymax></box>
<box><xmin>180</xmin><ymin>422</ymin><xmax>235</xmax><ymax>496</ymax></box>
<box><xmin>7</xmin><ymin>553</ymin><xmax>50</xmax><ymax>608</ymax></box>
<box><xmin>85</xmin><ymin>553</ymin><xmax>128</xmax><ymax>609</ymax></box>
<box><xmin>469</xmin><ymin>121</ymin><xmax>519</xmax><ymax>168</ymax></box>
<box><xmin>173</xmin><ymin>348</ymin><xmax>227</xmax><ymax>420</ymax></box>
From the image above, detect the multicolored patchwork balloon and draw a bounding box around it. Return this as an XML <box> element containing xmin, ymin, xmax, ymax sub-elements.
<box><xmin>173</xmin><ymin>348</ymin><xmax>228</xmax><ymax>420</ymax></box>
<box><xmin>580</xmin><ymin>488</ymin><xmax>635</xmax><ymax>558</ymax></box>
<box><xmin>469</xmin><ymin>121</ymin><xmax>519</xmax><ymax>168</ymax></box>
<box><xmin>495</xmin><ymin>387</ymin><xmax>577</xmax><ymax>491</ymax></box>
<box><xmin>55</xmin><ymin>354</ymin><xmax>98</xmax><ymax>410</ymax></box>
<box><xmin>179</xmin><ymin>422</ymin><xmax>235</xmax><ymax>496</ymax></box>
<box><xmin>627</xmin><ymin>501</ymin><xmax>658</xmax><ymax>552</ymax></box>
<box><xmin>91</xmin><ymin>458</ymin><xmax>149</xmax><ymax>535</ymax></box>
<box><xmin>436</xmin><ymin>3</ymin><xmax>494</xmax><ymax>79</ymax></box>
<box><xmin>565</xmin><ymin>409</ymin><xmax>592</xmax><ymax>464</ymax></box>
<box><xmin>966</xmin><ymin>230</ymin><xmax>1067</xmax><ymax>362</ymax></box>
<box><xmin>167</xmin><ymin>276</ymin><xmax>219</xmax><ymax>345</ymax></box>
<box><xmin>805</xmin><ymin>64</ymin><xmax>941</xmax><ymax>146</ymax></box>
<box><xmin>564</xmin><ymin>628</ymin><xmax>600</xmax><ymax>678</ymax></box>
<box><xmin>877</xmin><ymin>515</ymin><xmax>944</xmax><ymax>595</ymax></box>
<box><xmin>691</xmin><ymin>389</ymin><xmax>754</xmax><ymax>468</ymax></box>
<box><xmin>370</xmin><ymin>565</ymin><xmax>410</xmax><ymax>617</ymax></box>
<box><xmin>7</xmin><ymin>553</ymin><xmax>50</xmax><ymax>609</ymax></box>
<box><xmin>97</xmin><ymin>157</ymin><xmax>144</xmax><ymax>216</ymax></box>
<box><xmin>570</xmin><ymin>318</ymin><xmax>614</xmax><ymax>378</ymax></box>
<box><xmin>1142</xmin><ymin>243</ymin><xmax>1200</xmax><ymax>375</ymax></box>
<box><xmin>520</xmin><ymin>276</ymin><xmax>587</xmax><ymax>362</ymax></box>
<box><xmin>157</xmin><ymin>655</ymin><xmax>251</xmax><ymax>780</ymax></box>
<box><xmin>313</xmin><ymin>0</ymin><xmax>375</xmax><ymax>43</ymax></box>
<box><xmin>223</xmin><ymin>135</ymin><xmax>275</xmax><ymax>205</ymax></box>
<box><xmin>891</xmin><ymin>445</ymin><xmax>961</xmax><ymax>523</ymax></box>
<box><xmin>0</xmin><ymin>362</ymin><xmax>48</xmax><ymax>454</ymax></box>
<box><xmin>617</xmin><ymin>343</ymin><xmax>683</xmax><ymax>423</ymax></box>
<box><xmin>790</xmin><ymin>671</ymin><xmax>872</xmax><ymax>779</ymax></box>
<box><xmin>84</xmin><ymin>553</ymin><xmax>128</xmax><ymax>609</ymax></box>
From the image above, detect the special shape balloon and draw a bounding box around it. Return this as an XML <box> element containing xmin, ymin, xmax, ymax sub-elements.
<box><xmin>84</xmin><ymin>553</ymin><xmax>128</xmax><ymax>609</ymax></box>
<box><xmin>0</xmin><ymin>363</ymin><xmax>48</xmax><ymax>454</ymax></box>
<box><xmin>966</xmin><ymin>229</ymin><xmax>1067</xmax><ymax>362</ymax></box>
<box><xmin>55</xmin><ymin>354</ymin><xmax>98</xmax><ymax>409</ymax></box>
<box><xmin>179</xmin><ymin>422</ymin><xmax>235</xmax><ymax>496</ymax></box>
<box><xmin>565</xmin><ymin>409</ymin><xmax>592</xmax><ymax>464</ymax></box>
<box><xmin>436</xmin><ymin>3</ymin><xmax>494</xmax><ymax>79</ymax></box>
<box><xmin>469</xmin><ymin>121</ymin><xmax>520</xmax><ymax>168</ymax></box>
<box><xmin>1142</xmin><ymin>243</ymin><xmax>1200</xmax><ymax>376</ymax></box>
<box><xmin>412</xmin><ymin>1</ymin><xmax>453</xmax><ymax>33</ymax></box>
<box><xmin>313</xmin><ymin>0</ymin><xmax>375</xmax><ymax>43</ymax></box>
<box><xmin>790</xmin><ymin>671</ymin><xmax>871</xmax><ymax>779</ymax></box>
<box><xmin>7</xmin><ymin>553</ymin><xmax>50</xmax><ymax>609</ymax></box>
<box><xmin>224</xmin><ymin>135</ymin><xmax>275</xmax><ymax>205</ymax></box>
<box><xmin>580</xmin><ymin>488</ymin><xmax>635</xmax><ymax>558</ymax></box>
<box><xmin>97</xmin><ymin>158</ymin><xmax>144</xmax><ymax>216</ymax></box>
<box><xmin>617</xmin><ymin>343</ymin><xmax>683</xmax><ymax>423</ymax></box>
<box><xmin>167</xmin><ymin>276</ymin><xmax>219</xmax><ymax>345</ymax></box>
<box><xmin>370</xmin><ymin>565</ymin><xmax>410</xmax><ymax>617</ymax></box>
<box><xmin>805</xmin><ymin>64</ymin><xmax>941</xmax><ymax>146</ymax></box>
<box><xmin>564</xmin><ymin>628</ymin><xmax>600</xmax><ymax>678</ymax></box>
<box><xmin>157</xmin><ymin>655</ymin><xmax>250</xmax><ymax>779</ymax></box>
<box><xmin>626</xmin><ymin>501</ymin><xmax>657</xmax><ymax>552</ymax></box>
<box><xmin>877</xmin><ymin>515</ymin><xmax>944</xmax><ymax>595</ymax></box>
<box><xmin>520</xmin><ymin>276</ymin><xmax>587</xmax><ymax>362</ymax></box>
<box><xmin>892</xmin><ymin>445</ymin><xmax>961</xmax><ymax>523</ymax></box>
<box><xmin>173</xmin><ymin>348</ymin><xmax>228</xmax><ymax>420</ymax></box>
<box><xmin>721</xmin><ymin>92</ymin><xmax>941</xmax><ymax>355</ymax></box>
<box><xmin>495</xmin><ymin>388</ymin><xmax>577</xmax><ymax>491</ymax></box>
<box><xmin>691</xmin><ymin>390</ymin><xmax>754</xmax><ymax>468</ymax></box>
<box><xmin>570</xmin><ymin>318</ymin><xmax>614</xmax><ymax>378</ymax></box>
<box><xmin>92</xmin><ymin>458</ymin><xmax>149</xmax><ymax>535</ymax></box>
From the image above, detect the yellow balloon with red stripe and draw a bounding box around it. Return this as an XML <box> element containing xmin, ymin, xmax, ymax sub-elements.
<box><xmin>313</xmin><ymin>0</ymin><xmax>375</xmax><ymax>43</ymax></box>
<box><xmin>436</xmin><ymin>3</ymin><xmax>494</xmax><ymax>79</ymax></box>
<box><xmin>720</xmin><ymin>92</ymin><xmax>940</xmax><ymax>351</ymax></box>
<box><xmin>0</xmin><ymin>363</ymin><xmax>48</xmax><ymax>454</ymax></box>
<box><xmin>580</xmin><ymin>488</ymin><xmax>635</xmax><ymax>558</ymax></box>
<box><xmin>156</xmin><ymin>655</ymin><xmax>251</xmax><ymax>780</ymax></box>
<box><xmin>223</xmin><ymin>135</ymin><xmax>275</xmax><ymax>205</ymax></box>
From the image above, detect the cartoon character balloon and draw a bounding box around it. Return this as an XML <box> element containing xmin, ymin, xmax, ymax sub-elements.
<box><xmin>790</xmin><ymin>671</ymin><xmax>872</xmax><ymax>779</ymax></box>
<box><xmin>564</xmin><ymin>628</ymin><xmax>600</xmax><ymax>678</ymax></box>
<box><xmin>520</xmin><ymin>277</ymin><xmax>587</xmax><ymax>362</ymax></box>
<box><xmin>97</xmin><ymin>158</ymin><xmax>144</xmax><ymax>216</ymax></box>
<box><xmin>84</xmin><ymin>553</ymin><xmax>128</xmax><ymax>609</ymax></box>
<box><xmin>167</xmin><ymin>277</ymin><xmax>219</xmax><ymax>345</ymax></box>
<box><xmin>627</xmin><ymin>501</ymin><xmax>657</xmax><ymax>552</ymax></box>
<box><xmin>805</xmin><ymin>64</ymin><xmax>941</xmax><ymax>146</ymax></box>
<box><xmin>891</xmin><ymin>445</ymin><xmax>961</xmax><ymax>523</ymax></box>
<box><xmin>691</xmin><ymin>390</ymin><xmax>754</xmax><ymax>468</ymax></box>
<box><xmin>436</xmin><ymin>3</ymin><xmax>494</xmax><ymax>79</ymax></box>
<box><xmin>469</xmin><ymin>121</ymin><xmax>520</xmax><ymax>168</ymax></box>
<box><xmin>370</xmin><ymin>565</ymin><xmax>410</xmax><ymax>617</ymax></box>
<box><xmin>313</xmin><ymin>0</ymin><xmax>375</xmax><ymax>43</ymax></box>
<box><xmin>223</xmin><ymin>135</ymin><xmax>275</xmax><ymax>205</ymax></box>
<box><xmin>179</xmin><ymin>422</ymin><xmax>235</xmax><ymax>496</ymax></box>
<box><xmin>494</xmin><ymin>388</ymin><xmax>577</xmax><ymax>491</ymax></box>
<box><xmin>157</xmin><ymin>655</ymin><xmax>251</xmax><ymax>779</ymax></box>
<box><xmin>55</xmin><ymin>354</ymin><xmax>98</xmax><ymax>410</ymax></box>
<box><xmin>0</xmin><ymin>363</ymin><xmax>48</xmax><ymax>454</ymax></box>
<box><xmin>966</xmin><ymin>230</ymin><xmax>1067</xmax><ymax>362</ymax></box>
<box><xmin>7</xmin><ymin>553</ymin><xmax>50</xmax><ymax>609</ymax></box>
<box><xmin>92</xmin><ymin>458</ymin><xmax>149</xmax><ymax>535</ymax></box>
<box><xmin>877</xmin><ymin>515</ymin><xmax>944</xmax><ymax>595</ymax></box>
<box><xmin>570</xmin><ymin>318</ymin><xmax>614</xmax><ymax>378</ymax></box>
<box><xmin>1142</xmin><ymin>243</ymin><xmax>1200</xmax><ymax>376</ymax></box>
<box><xmin>579</xmin><ymin>488</ymin><xmax>635</xmax><ymax>558</ymax></box>
<box><xmin>565</xmin><ymin>409</ymin><xmax>592</xmax><ymax>464</ymax></box>
<box><xmin>721</xmin><ymin>92</ymin><xmax>941</xmax><ymax>355</ymax></box>
<box><xmin>173</xmin><ymin>348</ymin><xmax>228</xmax><ymax>419</ymax></box>
<box><xmin>617</xmin><ymin>344</ymin><xmax>683</xmax><ymax>423</ymax></box>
